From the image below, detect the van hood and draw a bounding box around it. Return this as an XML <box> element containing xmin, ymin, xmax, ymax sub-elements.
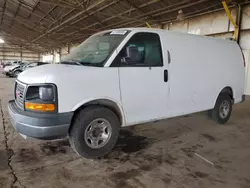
<box><xmin>17</xmin><ymin>64</ymin><xmax>99</xmax><ymax>84</ymax></box>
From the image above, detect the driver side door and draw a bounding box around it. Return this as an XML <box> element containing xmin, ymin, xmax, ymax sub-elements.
<box><xmin>111</xmin><ymin>32</ymin><xmax>170</xmax><ymax>126</ymax></box>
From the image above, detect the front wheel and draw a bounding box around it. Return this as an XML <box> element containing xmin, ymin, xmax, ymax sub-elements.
<box><xmin>69</xmin><ymin>106</ymin><xmax>120</xmax><ymax>158</ymax></box>
<box><xmin>13</xmin><ymin>70</ymin><xmax>21</xmax><ymax>77</ymax></box>
<box><xmin>210</xmin><ymin>94</ymin><xmax>232</xmax><ymax>124</ymax></box>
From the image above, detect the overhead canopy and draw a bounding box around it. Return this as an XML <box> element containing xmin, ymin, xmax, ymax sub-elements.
<box><xmin>0</xmin><ymin>0</ymin><xmax>249</xmax><ymax>52</ymax></box>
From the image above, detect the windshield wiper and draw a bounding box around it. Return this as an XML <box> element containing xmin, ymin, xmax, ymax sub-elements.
<box><xmin>79</xmin><ymin>62</ymin><xmax>96</xmax><ymax>66</ymax></box>
<box><xmin>61</xmin><ymin>60</ymin><xmax>103</xmax><ymax>67</ymax></box>
<box><xmin>78</xmin><ymin>61</ymin><xmax>103</xmax><ymax>67</ymax></box>
<box><xmin>60</xmin><ymin>61</ymin><xmax>83</xmax><ymax>66</ymax></box>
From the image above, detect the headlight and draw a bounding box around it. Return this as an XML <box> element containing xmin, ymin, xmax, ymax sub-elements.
<box><xmin>39</xmin><ymin>86</ymin><xmax>54</xmax><ymax>101</ymax></box>
<box><xmin>25</xmin><ymin>84</ymin><xmax>57</xmax><ymax>112</ymax></box>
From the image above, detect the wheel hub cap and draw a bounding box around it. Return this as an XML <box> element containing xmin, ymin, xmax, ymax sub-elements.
<box><xmin>219</xmin><ymin>100</ymin><xmax>230</xmax><ymax>119</ymax></box>
<box><xmin>84</xmin><ymin>118</ymin><xmax>112</xmax><ymax>149</ymax></box>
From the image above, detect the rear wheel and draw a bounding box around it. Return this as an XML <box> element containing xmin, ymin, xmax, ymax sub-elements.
<box><xmin>210</xmin><ymin>94</ymin><xmax>232</xmax><ymax>124</ymax></box>
<box><xmin>69</xmin><ymin>106</ymin><xmax>120</xmax><ymax>158</ymax></box>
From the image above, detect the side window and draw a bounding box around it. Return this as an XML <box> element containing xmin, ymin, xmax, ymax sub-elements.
<box><xmin>112</xmin><ymin>32</ymin><xmax>163</xmax><ymax>67</ymax></box>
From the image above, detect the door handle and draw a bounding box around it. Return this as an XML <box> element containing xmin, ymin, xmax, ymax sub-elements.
<box><xmin>164</xmin><ymin>69</ymin><xmax>168</xmax><ymax>82</ymax></box>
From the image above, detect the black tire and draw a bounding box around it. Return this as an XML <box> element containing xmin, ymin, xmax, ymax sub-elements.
<box><xmin>210</xmin><ymin>94</ymin><xmax>232</xmax><ymax>124</ymax></box>
<box><xmin>13</xmin><ymin>70</ymin><xmax>21</xmax><ymax>77</ymax></box>
<box><xmin>69</xmin><ymin>106</ymin><xmax>120</xmax><ymax>159</ymax></box>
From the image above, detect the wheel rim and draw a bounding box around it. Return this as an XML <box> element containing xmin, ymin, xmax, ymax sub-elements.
<box><xmin>84</xmin><ymin>118</ymin><xmax>112</xmax><ymax>149</ymax></box>
<box><xmin>219</xmin><ymin>100</ymin><xmax>230</xmax><ymax>119</ymax></box>
<box><xmin>14</xmin><ymin>71</ymin><xmax>20</xmax><ymax>76</ymax></box>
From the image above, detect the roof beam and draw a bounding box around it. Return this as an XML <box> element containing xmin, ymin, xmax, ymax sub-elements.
<box><xmin>39</xmin><ymin>0</ymin><xmax>83</xmax><ymax>9</ymax></box>
<box><xmin>6</xmin><ymin>15</ymin><xmax>43</xmax><ymax>34</ymax></box>
<box><xmin>29</xmin><ymin>0</ymin><xmax>107</xmax><ymax>44</ymax></box>
<box><xmin>37</xmin><ymin>4</ymin><xmax>55</xmax><ymax>21</ymax></box>
<box><xmin>55</xmin><ymin>0</ymin><xmax>120</xmax><ymax>35</ymax></box>
<box><xmin>3</xmin><ymin>23</ymin><xmax>56</xmax><ymax>49</ymax></box>
<box><xmin>3</xmin><ymin>16</ymin><xmax>59</xmax><ymax>48</ymax></box>
<box><xmin>1</xmin><ymin>31</ymin><xmax>44</xmax><ymax>52</ymax></box>
<box><xmin>75</xmin><ymin>0</ymin><xmax>104</xmax><ymax>27</ymax></box>
<box><xmin>9</xmin><ymin>2</ymin><xmax>21</xmax><ymax>29</ymax></box>
<box><xmin>31</xmin><ymin>0</ymin><xmax>62</xmax><ymax>30</ymax></box>
<box><xmin>123</xmin><ymin>0</ymin><xmax>160</xmax><ymax>24</ymax></box>
<box><xmin>158</xmin><ymin>2</ymin><xmax>225</xmax><ymax>24</ymax></box>
<box><xmin>60</xmin><ymin>0</ymin><xmax>208</xmax><ymax>44</ymax></box>
<box><xmin>26</xmin><ymin>0</ymin><xmax>39</xmax><ymax>18</ymax></box>
<box><xmin>101</xmin><ymin>0</ymin><xmax>210</xmax><ymax>29</ymax></box>
<box><xmin>56</xmin><ymin>0</ymin><xmax>165</xmax><ymax>41</ymax></box>
<box><xmin>0</xmin><ymin>0</ymin><xmax>7</xmax><ymax>30</ymax></box>
<box><xmin>8</xmin><ymin>0</ymin><xmax>53</xmax><ymax>22</ymax></box>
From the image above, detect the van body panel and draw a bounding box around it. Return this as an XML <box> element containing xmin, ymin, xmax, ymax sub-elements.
<box><xmin>118</xmin><ymin>67</ymin><xmax>169</xmax><ymax>125</ymax></box>
<box><xmin>162</xmin><ymin>32</ymin><xmax>245</xmax><ymax>117</ymax></box>
<box><xmin>44</xmin><ymin>65</ymin><xmax>122</xmax><ymax>115</ymax></box>
<box><xmin>15</xmin><ymin>28</ymin><xmax>245</xmax><ymax>128</ymax></box>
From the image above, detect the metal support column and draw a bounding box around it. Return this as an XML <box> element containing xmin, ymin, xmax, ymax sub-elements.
<box><xmin>58</xmin><ymin>48</ymin><xmax>61</xmax><ymax>63</ymax></box>
<box><xmin>20</xmin><ymin>47</ymin><xmax>23</xmax><ymax>61</ymax></box>
<box><xmin>145</xmin><ymin>22</ymin><xmax>152</xmax><ymax>28</ymax></box>
<box><xmin>67</xmin><ymin>44</ymin><xmax>70</xmax><ymax>54</ymax></box>
<box><xmin>2</xmin><ymin>44</ymin><xmax>4</xmax><ymax>62</ymax></box>
<box><xmin>222</xmin><ymin>1</ymin><xmax>239</xmax><ymax>41</ymax></box>
<box><xmin>236</xmin><ymin>4</ymin><xmax>243</xmax><ymax>43</ymax></box>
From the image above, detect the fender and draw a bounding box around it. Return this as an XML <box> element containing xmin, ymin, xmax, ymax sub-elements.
<box><xmin>71</xmin><ymin>97</ymin><xmax>126</xmax><ymax>126</ymax></box>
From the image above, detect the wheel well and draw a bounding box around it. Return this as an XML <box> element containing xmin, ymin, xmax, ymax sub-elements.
<box><xmin>220</xmin><ymin>87</ymin><xmax>233</xmax><ymax>100</ymax></box>
<box><xmin>71</xmin><ymin>99</ymin><xmax>123</xmax><ymax>126</ymax></box>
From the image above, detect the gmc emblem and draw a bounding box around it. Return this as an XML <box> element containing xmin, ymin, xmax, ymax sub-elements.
<box><xmin>16</xmin><ymin>91</ymin><xmax>20</xmax><ymax>97</ymax></box>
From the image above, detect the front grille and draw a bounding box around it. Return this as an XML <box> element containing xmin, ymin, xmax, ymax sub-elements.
<box><xmin>15</xmin><ymin>81</ymin><xmax>26</xmax><ymax>109</ymax></box>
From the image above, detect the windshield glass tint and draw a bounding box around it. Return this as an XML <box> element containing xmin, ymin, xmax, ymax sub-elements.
<box><xmin>62</xmin><ymin>30</ymin><xmax>129</xmax><ymax>66</ymax></box>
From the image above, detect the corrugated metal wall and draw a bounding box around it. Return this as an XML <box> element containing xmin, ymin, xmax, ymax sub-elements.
<box><xmin>0</xmin><ymin>44</ymin><xmax>40</xmax><ymax>62</ymax></box>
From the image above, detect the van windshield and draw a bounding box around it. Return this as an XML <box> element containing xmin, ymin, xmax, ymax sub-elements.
<box><xmin>62</xmin><ymin>30</ymin><xmax>129</xmax><ymax>67</ymax></box>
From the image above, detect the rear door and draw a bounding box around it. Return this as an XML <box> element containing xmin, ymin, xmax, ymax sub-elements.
<box><xmin>111</xmin><ymin>32</ymin><xmax>170</xmax><ymax>125</ymax></box>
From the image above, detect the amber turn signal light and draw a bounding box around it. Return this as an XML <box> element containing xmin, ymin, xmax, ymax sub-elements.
<box><xmin>25</xmin><ymin>102</ymin><xmax>55</xmax><ymax>112</ymax></box>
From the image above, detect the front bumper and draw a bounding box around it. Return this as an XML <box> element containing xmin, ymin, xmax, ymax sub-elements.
<box><xmin>8</xmin><ymin>100</ymin><xmax>74</xmax><ymax>140</ymax></box>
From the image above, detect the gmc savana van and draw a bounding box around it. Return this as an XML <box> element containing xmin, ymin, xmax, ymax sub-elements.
<box><xmin>8</xmin><ymin>28</ymin><xmax>245</xmax><ymax>158</ymax></box>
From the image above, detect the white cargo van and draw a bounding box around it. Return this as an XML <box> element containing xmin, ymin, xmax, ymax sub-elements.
<box><xmin>8</xmin><ymin>28</ymin><xmax>245</xmax><ymax>158</ymax></box>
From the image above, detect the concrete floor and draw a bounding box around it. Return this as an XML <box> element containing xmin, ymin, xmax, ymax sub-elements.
<box><xmin>0</xmin><ymin>73</ymin><xmax>250</xmax><ymax>188</ymax></box>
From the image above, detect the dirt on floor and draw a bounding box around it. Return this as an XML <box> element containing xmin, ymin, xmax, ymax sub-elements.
<box><xmin>0</xmin><ymin>73</ymin><xmax>250</xmax><ymax>188</ymax></box>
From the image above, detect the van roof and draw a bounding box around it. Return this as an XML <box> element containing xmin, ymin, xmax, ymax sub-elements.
<box><xmin>102</xmin><ymin>27</ymin><xmax>236</xmax><ymax>44</ymax></box>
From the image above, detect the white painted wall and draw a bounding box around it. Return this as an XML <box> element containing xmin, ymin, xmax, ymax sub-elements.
<box><xmin>241</xmin><ymin>6</ymin><xmax>250</xmax><ymax>30</ymax></box>
<box><xmin>243</xmin><ymin>50</ymin><xmax>250</xmax><ymax>94</ymax></box>
<box><xmin>188</xmin><ymin>11</ymin><xmax>229</xmax><ymax>35</ymax></box>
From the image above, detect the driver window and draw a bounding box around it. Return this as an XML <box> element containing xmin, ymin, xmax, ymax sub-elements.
<box><xmin>111</xmin><ymin>32</ymin><xmax>163</xmax><ymax>67</ymax></box>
